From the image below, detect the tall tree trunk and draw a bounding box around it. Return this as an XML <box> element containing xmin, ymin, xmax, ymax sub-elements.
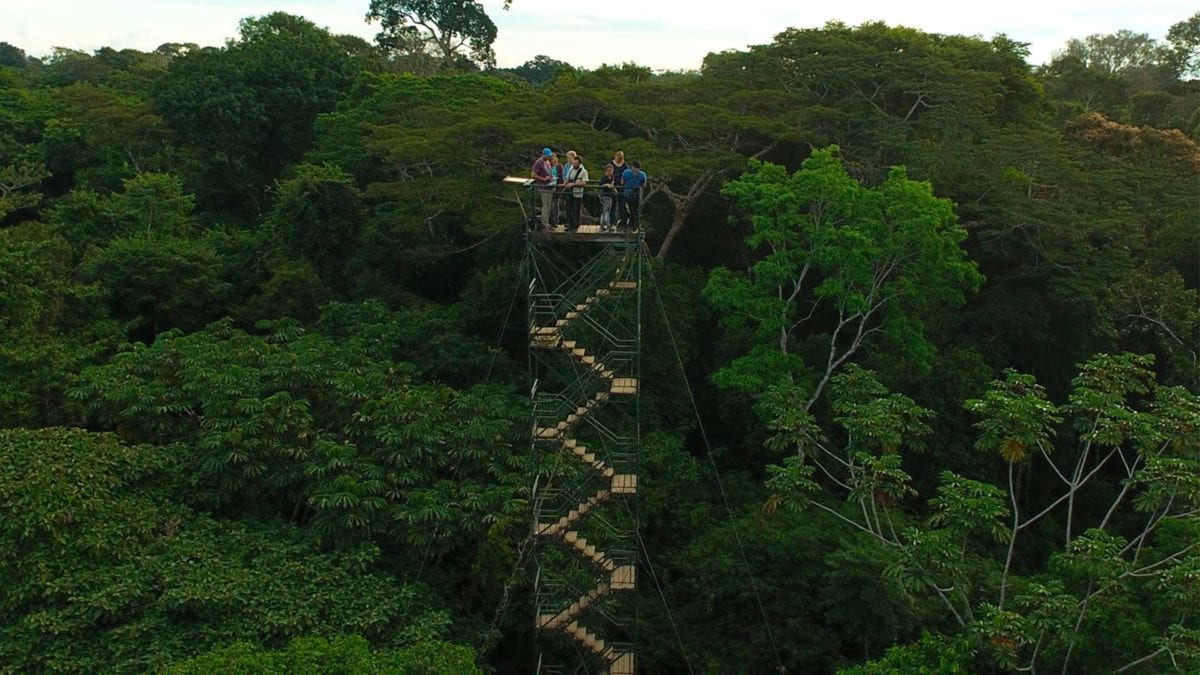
<box><xmin>656</xmin><ymin>207</ymin><xmax>690</xmax><ymax>261</ymax></box>
<box><xmin>654</xmin><ymin>170</ymin><xmax>715</xmax><ymax>261</ymax></box>
<box><xmin>652</xmin><ymin>143</ymin><xmax>776</xmax><ymax>260</ymax></box>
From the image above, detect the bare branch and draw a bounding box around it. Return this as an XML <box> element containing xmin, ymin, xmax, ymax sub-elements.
<box><xmin>1018</xmin><ymin>448</ymin><xmax>1118</xmax><ymax>530</ymax></box>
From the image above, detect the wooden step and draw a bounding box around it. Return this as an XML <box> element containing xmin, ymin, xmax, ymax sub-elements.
<box><xmin>564</xmin><ymin>622</ymin><xmax>608</xmax><ymax>656</ymax></box>
<box><xmin>611</xmin><ymin>473</ymin><xmax>638</xmax><ymax>495</ymax></box>
<box><xmin>541</xmin><ymin>582</ymin><xmax>611</xmax><ymax>629</ymax></box>
<box><xmin>610</xmin><ymin>378</ymin><xmax>638</xmax><ymax>395</ymax></box>
<box><xmin>569</xmin><ymin>444</ymin><xmax>612</xmax><ymax>475</ymax></box>
<box><xmin>565</xmin><ymin>533</ymin><xmax>608</xmax><ymax>567</ymax></box>
<box><xmin>610</xmin><ymin>281</ymin><xmax>637</xmax><ymax>290</ymax></box>
<box><xmin>537</xmin><ymin>488</ymin><xmax>612</xmax><ymax>536</ymax></box>
<box><xmin>609</xmin><ymin>651</ymin><xmax>635</xmax><ymax>673</ymax></box>
<box><xmin>611</xmin><ymin>565</ymin><xmax>636</xmax><ymax>591</ymax></box>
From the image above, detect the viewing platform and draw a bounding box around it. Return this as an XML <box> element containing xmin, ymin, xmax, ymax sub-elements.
<box><xmin>504</xmin><ymin>176</ymin><xmax>645</xmax><ymax>244</ymax></box>
<box><xmin>527</xmin><ymin>226</ymin><xmax>641</xmax><ymax>243</ymax></box>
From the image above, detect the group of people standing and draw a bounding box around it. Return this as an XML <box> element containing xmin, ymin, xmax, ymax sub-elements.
<box><xmin>530</xmin><ymin>148</ymin><xmax>647</xmax><ymax>232</ymax></box>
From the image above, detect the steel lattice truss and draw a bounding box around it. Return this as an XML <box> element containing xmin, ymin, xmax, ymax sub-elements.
<box><xmin>528</xmin><ymin>234</ymin><xmax>642</xmax><ymax>675</ymax></box>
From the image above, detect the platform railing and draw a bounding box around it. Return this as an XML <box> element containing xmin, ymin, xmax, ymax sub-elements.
<box><xmin>520</xmin><ymin>182</ymin><xmax>646</xmax><ymax>232</ymax></box>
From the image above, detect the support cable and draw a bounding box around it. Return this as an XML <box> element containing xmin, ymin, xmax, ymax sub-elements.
<box><xmin>477</xmin><ymin>254</ymin><xmax>535</xmax><ymax>657</ymax></box>
<box><xmin>480</xmin><ymin>521</ymin><xmax>538</xmax><ymax>656</ymax></box>
<box><xmin>644</xmin><ymin>251</ymin><xmax>786</xmax><ymax>672</ymax></box>
<box><xmin>406</xmin><ymin>250</ymin><xmax>526</xmax><ymax>660</ymax></box>
<box><xmin>485</xmin><ymin>257</ymin><xmax>528</xmax><ymax>383</ymax></box>
<box><xmin>617</xmin><ymin>496</ymin><xmax>696</xmax><ymax>675</ymax></box>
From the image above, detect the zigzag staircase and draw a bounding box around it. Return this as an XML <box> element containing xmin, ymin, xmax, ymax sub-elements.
<box><xmin>529</xmin><ymin>243</ymin><xmax>639</xmax><ymax>675</ymax></box>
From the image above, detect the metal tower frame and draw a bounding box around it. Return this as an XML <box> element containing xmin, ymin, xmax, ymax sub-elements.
<box><xmin>527</xmin><ymin>223</ymin><xmax>643</xmax><ymax>675</ymax></box>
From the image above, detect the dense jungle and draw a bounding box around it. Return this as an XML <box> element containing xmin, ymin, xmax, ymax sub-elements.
<box><xmin>1</xmin><ymin>3</ymin><xmax>1199</xmax><ymax>673</ymax></box>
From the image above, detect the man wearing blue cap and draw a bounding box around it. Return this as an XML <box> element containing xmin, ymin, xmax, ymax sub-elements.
<box><xmin>531</xmin><ymin>147</ymin><xmax>554</xmax><ymax>230</ymax></box>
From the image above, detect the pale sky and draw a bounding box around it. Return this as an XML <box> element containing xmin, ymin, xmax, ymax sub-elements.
<box><xmin>1</xmin><ymin>0</ymin><xmax>1193</xmax><ymax>70</ymax></box>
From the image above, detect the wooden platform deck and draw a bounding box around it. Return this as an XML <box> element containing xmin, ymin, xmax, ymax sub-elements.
<box><xmin>527</xmin><ymin>225</ymin><xmax>641</xmax><ymax>243</ymax></box>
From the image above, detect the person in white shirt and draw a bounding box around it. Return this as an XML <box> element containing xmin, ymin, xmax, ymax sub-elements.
<box><xmin>564</xmin><ymin>154</ymin><xmax>589</xmax><ymax>231</ymax></box>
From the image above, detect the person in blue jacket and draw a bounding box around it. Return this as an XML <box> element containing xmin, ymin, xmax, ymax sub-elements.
<box><xmin>620</xmin><ymin>161</ymin><xmax>647</xmax><ymax>231</ymax></box>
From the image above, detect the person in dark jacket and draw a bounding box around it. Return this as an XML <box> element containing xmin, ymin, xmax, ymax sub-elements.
<box><xmin>598</xmin><ymin>163</ymin><xmax>616</xmax><ymax>231</ymax></box>
<box><xmin>608</xmin><ymin>150</ymin><xmax>628</xmax><ymax>227</ymax></box>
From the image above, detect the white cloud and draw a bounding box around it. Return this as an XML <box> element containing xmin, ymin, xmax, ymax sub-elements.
<box><xmin>1</xmin><ymin>0</ymin><xmax>1193</xmax><ymax>69</ymax></box>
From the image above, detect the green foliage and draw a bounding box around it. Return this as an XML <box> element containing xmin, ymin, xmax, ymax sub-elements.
<box><xmin>1106</xmin><ymin>267</ymin><xmax>1200</xmax><ymax>387</ymax></box>
<box><xmin>1167</xmin><ymin>13</ymin><xmax>1200</xmax><ymax>77</ymax></box>
<box><xmin>44</xmin><ymin>83</ymin><xmax>174</xmax><ymax>191</ymax></box>
<box><xmin>0</xmin><ymin>159</ymin><xmax>49</xmax><ymax>218</ymax></box>
<box><xmin>0</xmin><ymin>42</ymin><xmax>27</xmax><ymax>68</ymax></box>
<box><xmin>0</xmin><ymin>224</ymin><xmax>120</xmax><ymax>426</ymax></box>
<box><xmin>47</xmin><ymin>172</ymin><xmax>194</xmax><ymax>252</ymax></box>
<box><xmin>966</xmin><ymin>369</ymin><xmax>1063</xmax><ymax>463</ymax></box>
<box><xmin>264</xmin><ymin>163</ymin><xmax>363</xmax><ymax>288</ymax></box>
<box><xmin>0</xmin><ymin>428</ymin><xmax>462</xmax><ymax>673</ymax></box>
<box><xmin>153</xmin><ymin>13</ymin><xmax>356</xmax><ymax>209</ymax></box>
<box><xmin>706</xmin><ymin>148</ymin><xmax>981</xmax><ymax>405</ymax></box>
<box><xmin>1</xmin><ymin>14</ymin><xmax>1198</xmax><ymax>675</ymax></box>
<box><xmin>167</xmin><ymin>635</ymin><xmax>481</xmax><ymax>674</ymax></box>
<box><xmin>81</xmin><ymin>232</ymin><xmax>231</xmax><ymax>334</ymax></box>
<box><xmin>821</xmin><ymin>540</ymin><xmax>916</xmax><ymax>657</ymax></box>
<box><xmin>764</xmin><ymin>351</ymin><xmax>1200</xmax><ymax>672</ymax></box>
<box><xmin>367</xmin><ymin>0</ymin><xmax>498</xmax><ymax>68</ymax></box>
<box><xmin>507</xmin><ymin>55</ymin><xmax>574</xmax><ymax>86</ymax></box>
<box><xmin>763</xmin><ymin>367</ymin><xmax>926</xmax><ymax>527</ymax></box>
<box><xmin>831</xmin><ymin>365</ymin><xmax>934</xmax><ymax>455</ymax></box>
<box><xmin>107</xmin><ymin>172</ymin><xmax>194</xmax><ymax>236</ymax></box>
<box><xmin>927</xmin><ymin>471</ymin><xmax>1010</xmax><ymax>544</ymax></box>
<box><xmin>237</xmin><ymin>256</ymin><xmax>331</xmax><ymax>324</ymax></box>
<box><xmin>72</xmin><ymin>311</ymin><xmax>524</xmax><ymax>551</ymax></box>
<box><xmin>838</xmin><ymin>632</ymin><xmax>975</xmax><ymax>674</ymax></box>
